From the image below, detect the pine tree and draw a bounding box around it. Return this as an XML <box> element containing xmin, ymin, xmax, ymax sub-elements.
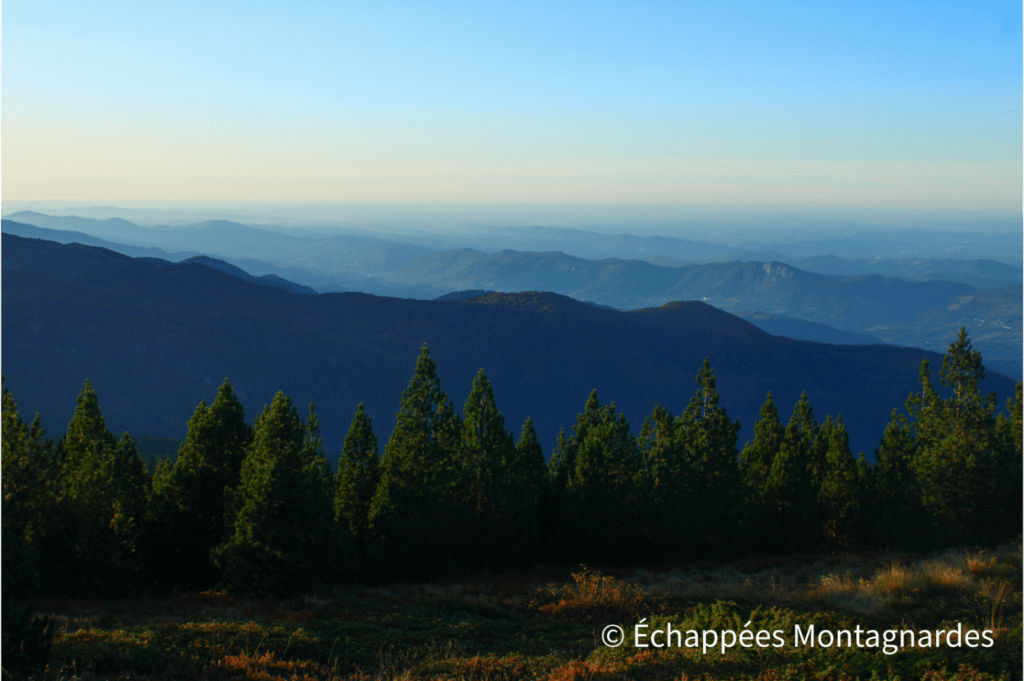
<box><xmin>873</xmin><ymin>409</ymin><xmax>928</xmax><ymax>550</ymax></box>
<box><xmin>459</xmin><ymin>369</ymin><xmax>517</xmax><ymax>567</ymax></box>
<box><xmin>367</xmin><ymin>345</ymin><xmax>465</xmax><ymax>579</ymax></box>
<box><xmin>539</xmin><ymin>428</ymin><xmax>573</xmax><ymax>560</ymax></box>
<box><xmin>740</xmin><ymin>393</ymin><xmax>785</xmax><ymax>496</ymax></box>
<box><xmin>214</xmin><ymin>393</ymin><xmax>338</xmax><ymax>596</ymax></box>
<box><xmin>761</xmin><ymin>437</ymin><xmax>817</xmax><ymax>554</ymax></box>
<box><xmin>1</xmin><ymin>376</ymin><xmax>57</xmax><ymax>582</ymax></box>
<box><xmin>1</xmin><ymin>377</ymin><xmax>54</xmax><ymax>679</ymax></box>
<box><xmin>3</xmin><ymin>497</ymin><xmax>54</xmax><ymax>680</ymax></box>
<box><xmin>676</xmin><ymin>359</ymin><xmax>743</xmax><ymax>558</ymax></box>
<box><xmin>909</xmin><ymin>330</ymin><xmax>1002</xmax><ymax>545</ymax></box>
<box><xmin>335</xmin><ymin>403</ymin><xmax>380</xmax><ymax>555</ymax></box>
<box><xmin>513</xmin><ymin>417</ymin><xmax>546</xmax><ymax>562</ymax></box>
<box><xmin>786</xmin><ymin>392</ymin><xmax>824</xmax><ymax>492</ymax></box>
<box><xmin>53</xmin><ymin>381</ymin><xmax>149</xmax><ymax>597</ymax></box>
<box><xmin>147</xmin><ymin>379</ymin><xmax>251</xmax><ymax>589</ymax></box>
<box><xmin>556</xmin><ymin>390</ymin><xmax>643</xmax><ymax>563</ymax></box>
<box><xmin>638</xmin><ymin>403</ymin><xmax>683</xmax><ymax>561</ymax></box>
<box><xmin>992</xmin><ymin>381</ymin><xmax>1023</xmax><ymax>540</ymax></box>
<box><xmin>817</xmin><ymin>415</ymin><xmax>868</xmax><ymax>552</ymax></box>
<box><xmin>738</xmin><ymin>393</ymin><xmax>785</xmax><ymax>551</ymax></box>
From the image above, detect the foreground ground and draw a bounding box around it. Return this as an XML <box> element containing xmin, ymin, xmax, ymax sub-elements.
<box><xmin>29</xmin><ymin>545</ymin><xmax>1023</xmax><ymax>681</ymax></box>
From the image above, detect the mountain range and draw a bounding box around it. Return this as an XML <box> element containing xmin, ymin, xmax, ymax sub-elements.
<box><xmin>3</xmin><ymin>232</ymin><xmax>1017</xmax><ymax>461</ymax></box>
<box><xmin>4</xmin><ymin>213</ymin><xmax>1020</xmax><ymax>379</ymax></box>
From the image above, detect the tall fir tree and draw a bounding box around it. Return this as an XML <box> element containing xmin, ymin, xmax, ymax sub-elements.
<box><xmin>367</xmin><ymin>345</ymin><xmax>466</xmax><ymax>580</ymax></box>
<box><xmin>1</xmin><ymin>376</ymin><xmax>58</xmax><ymax>585</ymax></box>
<box><xmin>638</xmin><ymin>403</ymin><xmax>683</xmax><ymax>561</ymax></box>
<box><xmin>873</xmin><ymin>409</ymin><xmax>928</xmax><ymax>550</ymax></box>
<box><xmin>335</xmin><ymin>403</ymin><xmax>381</xmax><ymax>558</ymax></box>
<box><xmin>459</xmin><ymin>370</ymin><xmax>517</xmax><ymax>567</ymax></box>
<box><xmin>992</xmin><ymin>381</ymin><xmax>1023</xmax><ymax>540</ymax></box>
<box><xmin>738</xmin><ymin>393</ymin><xmax>785</xmax><ymax>551</ymax></box>
<box><xmin>214</xmin><ymin>394</ymin><xmax>339</xmax><ymax>596</ymax></box>
<box><xmin>816</xmin><ymin>415</ymin><xmax>869</xmax><ymax>552</ymax></box>
<box><xmin>908</xmin><ymin>330</ymin><xmax>1003</xmax><ymax>545</ymax></box>
<box><xmin>513</xmin><ymin>417</ymin><xmax>546</xmax><ymax>562</ymax></box>
<box><xmin>555</xmin><ymin>390</ymin><xmax>644</xmax><ymax>563</ymax></box>
<box><xmin>1</xmin><ymin>377</ymin><xmax>54</xmax><ymax>679</ymax></box>
<box><xmin>676</xmin><ymin>359</ymin><xmax>743</xmax><ymax>558</ymax></box>
<box><xmin>52</xmin><ymin>381</ymin><xmax>149</xmax><ymax>597</ymax></box>
<box><xmin>147</xmin><ymin>379</ymin><xmax>251</xmax><ymax>589</ymax></box>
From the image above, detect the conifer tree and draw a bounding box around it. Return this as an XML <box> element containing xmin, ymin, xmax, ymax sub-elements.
<box><xmin>817</xmin><ymin>415</ymin><xmax>868</xmax><ymax>552</ymax></box>
<box><xmin>147</xmin><ymin>379</ymin><xmax>250</xmax><ymax>589</ymax></box>
<box><xmin>676</xmin><ymin>359</ymin><xmax>743</xmax><ymax>558</ymax></box>
<box><xmin>459</xmin><ymin>370</ymin><xmax>517</xmax><ymax>566</ymax></box>
<box><xmin>1</xmin><ymin>377</ymin><xmax>54</xmax><ymax>678</ymax></box>
<box><xmin>873</xmin><ymin>409</ymin><xmax>928</xmax><ymax>550</ymax></box>
<box><xmin>993</xmin><ymin>381</ymin><xmax>1023</xmax><ymax>540</ymax></box>
<box><xmin>335</xmin><ymin>403</ymin><xmax>380</xmax><ymax>555</ymax></box>
<box><xmin>909</xmin><ymin>330</ymin><xmax>1002</xmax><ymax>545</ymax></box>
<box><xmin>786</xmin><ymin>392</ymin><xmax>825</xmax><ymax>492</ymax></box>
<box><xmin>739</xmin><ymin>393</ymin><xmax>785</xmax><ymax>496</ymax></box>
<box><xmin>368</xmin><ymin>345</ymin><xmax>465</xmax><ymax>579</ymax></box>
<box><xmin>761</xmin><ymin>437</ymin><xmax>817</xmax><ymax>554</ymax></box>
<box><xmin>513</xmin><ymin>417</ymin><xmax>546</xmax><ymax>561</ymax></box>
<box><xmin>556</xmin><ymin>390</ymin><xmax>643</xmax><ymax>563</ymax></box>
<box><xmin>738</xmin><ymin>393</ymin><xmax>785</xmax><ymax>550</ymax></box>
<box><xmin>638</xmin><ymin>403</ymin><xmax>683</xmax><ymax>561</ymax></box>
<box><xmin>1</xmin><ymin>377</ymin><xmax>57</xmax><ymax>582</ymax></box>
<box><xmin>1</xmin><ymin>489</ymin><xmax>52</xmax><ymax>679</ymax></box>
<box><xmin>214</xmin><ymin>393</ymin><xmax>338</xmax><ymax>596</ymax></box>
<box><xmin>539</xmin><ymin>428</ymin><xmax>573</xmax><ymax>558</ymax></box>
<box><xmin>53</xmin><ymin>381</ymin><xmax>149</xmax><ymax>596</ymax></box>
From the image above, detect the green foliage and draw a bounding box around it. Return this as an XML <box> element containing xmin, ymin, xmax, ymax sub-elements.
<box><xmin>739</xmin><ymin>392</ymin><xmax>785</xmax><ymax>500</ymax></box>
<box><xmin>513</xmin><ymin>416</ymin><xmax>546</xmax><ymax>561</ymax></box>
<box><xmin>334</xmin><ymin>402</ymin><xmax>380</xmax><ymax>555</ymax></box>
<box><xmin>555</xmin><ymin>390</ymin><xmax>644</xmax><ymax>563</ymax></box>
<box><xmin>909</xmin><ymin>330</ymin><xmax>1005</xmax><ymax>546</ymax></box>
<box><xmin>1</xmin><ymin>377</ymin><xmax>54</xmax><ymax>679</ymax></box>
<box><xmin>148</xmin><ymin>379</ymin><xmax>251</xmax><ymax>590</ymax></box>
<box><xmin>52</xmin><ymin>381</ymin><xmax>150</xmax><ymax>597</ymax></box>
<box><xmin>368</xmin><ymin>345</ymin><xmax>466</xmax><ymax>580</ymax></box>
<box><xmin>214</xmin><ymin>394</ymin><xmax>340</xmax><ymax>596</ymax></box>
<box><xmin>816</xmin><ymin>415</ymin><xmax>870</xmax><ymax>552</ymax></box>
<box><xmin>873</xmin><ymin>409</ymin><xmax>929</xmax><ymax>550</ymax></box>
<box><xmin>641</xmin><ymin>359</ymin><xmax>742</xmax><ymax>561</ymax></box>
<box><xmin>459</xmin><ymin>369</ymin><xmax>542</xmax><ymax>568</ymax></box>
<box><xmin>677</xmin><ymin>359</ymin><xmax>743</xmax><ymax>558</ymax></box>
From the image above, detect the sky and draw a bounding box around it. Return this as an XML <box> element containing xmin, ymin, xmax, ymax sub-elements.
<box><xmin>2</xmin><ymin>0</ymin><xmax>1022</xmax><ymax>211</ymax></box>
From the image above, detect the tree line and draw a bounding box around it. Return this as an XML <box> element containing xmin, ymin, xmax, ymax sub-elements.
<box><xmin>3</xmin><ymin>329</ymin><xmax>1021</xmax><ymax>672</ymax></box>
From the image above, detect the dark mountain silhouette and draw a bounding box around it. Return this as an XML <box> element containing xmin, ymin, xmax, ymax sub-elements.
<box><xmin>176</xmin><ymin>256</ymin><xmax>317</xmax><ymax>296</ymax></box>
<box><xmin>1</xmin><ymin>220</ymin><xmax>316</xmax><ymax>296</ymax></box>
<box><xmin>3</xmin><ymin>234</ymin><xmax>1016</xmax><ymax>459</ymax></box>
<box><xmin>2</xmin><ymin>218</ymin><xmax>201</xmax><ymax>261</ymax></box>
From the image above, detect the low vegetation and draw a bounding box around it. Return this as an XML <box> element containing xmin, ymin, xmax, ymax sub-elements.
<box><xmin>22</xmin><ymin>546</ymin><xmax>1023</xmax><ymax>680</ymax></box>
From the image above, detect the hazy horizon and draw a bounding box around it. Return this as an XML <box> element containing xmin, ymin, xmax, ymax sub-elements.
<box><xmin>4</xmin><ymin>1</ymin><xmax>1021</xmax><ymax>211</ymax></box>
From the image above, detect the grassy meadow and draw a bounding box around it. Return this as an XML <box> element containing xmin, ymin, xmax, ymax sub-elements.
<box><xmin>29</xmin><ymin>544</ymin><xmax>1022</xmax><ymax>681</ymax></box>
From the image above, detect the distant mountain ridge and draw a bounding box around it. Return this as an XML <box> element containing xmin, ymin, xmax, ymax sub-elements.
<box><xmin>3</xmin><ymin>233</ymin><xmax>1017</xmax><ymax>459</ymax></box>
<box><xmin>396</xmin><ymin>248</ymin><xmax>1021</xmax><ymax>375</ymax></box>
<box><xmin>2</xmin><ymin>220</ymin><xmax>316</xmax><ymax>296</ymax></box>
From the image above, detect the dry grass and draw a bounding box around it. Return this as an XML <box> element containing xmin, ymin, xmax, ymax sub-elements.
<box><xmin>629</xmin><ymin>543</ymin><xmax>1022</xmax><ymax>618</ymax></box>
<box><xmin>532</xmin><ymin>566</ymin><xmax>645</xmax><ymax>621</ymax></box>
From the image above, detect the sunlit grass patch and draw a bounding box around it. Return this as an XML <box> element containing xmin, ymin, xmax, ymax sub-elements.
<box><xmin>532</xmin><ymin>566</ymin><xmax>644</xmax><ymax>621</ymax></box>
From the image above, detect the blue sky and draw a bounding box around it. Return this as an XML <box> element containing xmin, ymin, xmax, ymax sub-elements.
<box><xmin>3</xmin><ymin>0</ymin><xmax>1021</xmax><ymax>208</ymax></box>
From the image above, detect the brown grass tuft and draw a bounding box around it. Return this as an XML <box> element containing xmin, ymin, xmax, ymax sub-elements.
<box><xmin>534</xmin><ymin>567</ymin><xmax>644</xmax><ymax>620</ymax></box>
